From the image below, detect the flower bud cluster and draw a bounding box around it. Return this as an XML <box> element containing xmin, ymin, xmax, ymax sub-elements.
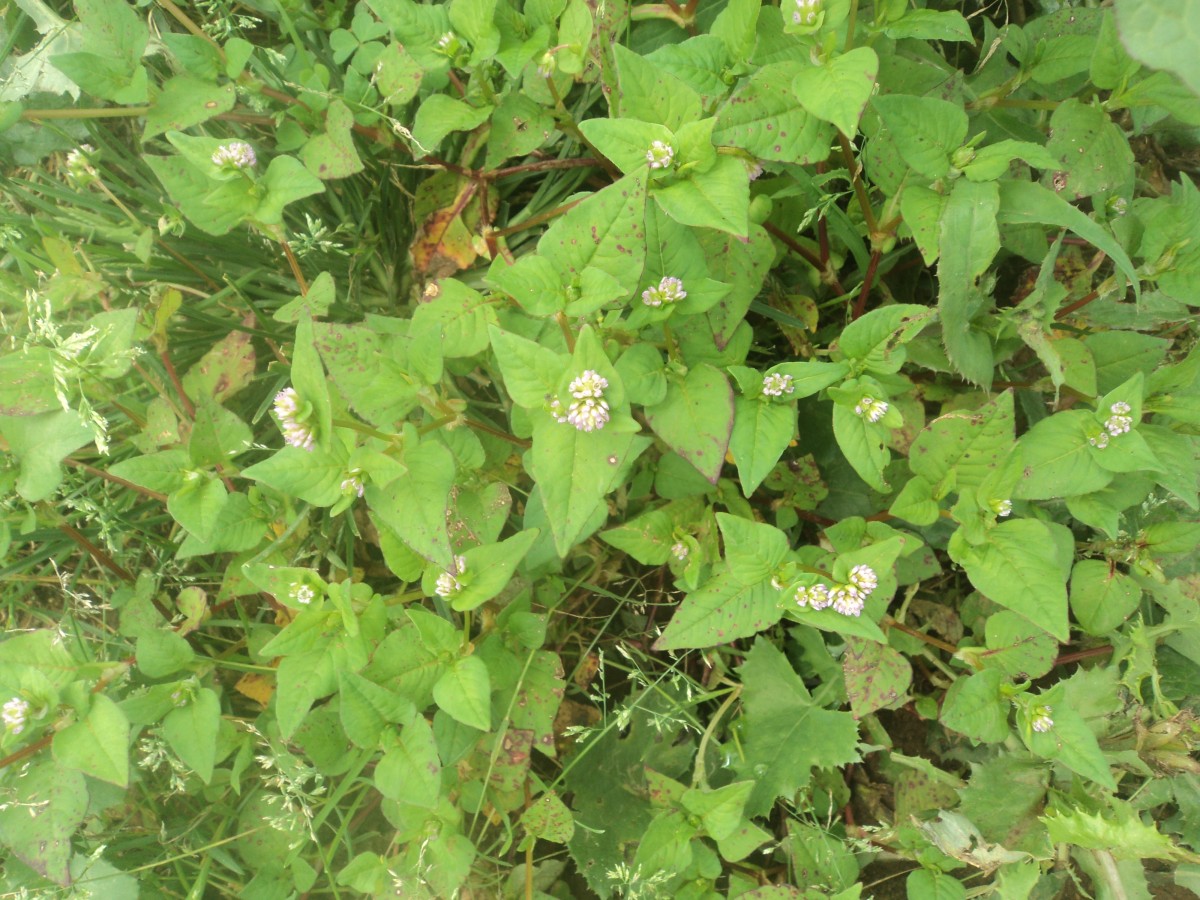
<box><xmin>854</xmin><ymin>396</ymin><xmax>889</xmax><ymax>423</ymax></box>
<box><xmin>794</xmin><ymin>564</ymin><xmax>878</xmax><ymax>618</ymax></box>
<box><xmin>211</xmin><ymin>142</ymin><xmax>257</xmax><ymax>170</ymax></box>
<box><xmin>762</xmin><ymin>373</ymin><xmax>795</xmax><ymax>397</ymax></box>
<box><xmin>641</xmin><ymin>276</ymin><xmax>687</xmax><ymax>308</ymax></box>
<box><xmin>273</xmin><ymin>387</ymin><xmax>316</xmax><ymax>451</ymax></box>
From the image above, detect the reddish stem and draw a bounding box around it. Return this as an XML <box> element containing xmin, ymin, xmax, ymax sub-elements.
<box><xmin>851</xmin><ymin>248</ymin><xmax>882</xmax><ymax>320</ymax></box>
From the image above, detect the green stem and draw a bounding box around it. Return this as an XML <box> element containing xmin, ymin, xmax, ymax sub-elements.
<box><xmin>331</xmin><ymin>417</ymin><xmax>396</xmax><ymax>442</ymax></box>
<box><xmin>844</xmin><ymin>0</ymin><xmax>859</xmax><ymax>51</ymax></box>
<box><xmin>22</xmin><ymin>106</ymin><xmax>151</xmax><ymax>120</ymax></box>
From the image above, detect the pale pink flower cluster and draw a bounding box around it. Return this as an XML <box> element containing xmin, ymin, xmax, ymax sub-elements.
<box><xmin>646</xmin><ymin>140</ymin><xmax>675</xmax><ymax>170</ymax></box>
<box><xmin>762</xmin><ymin>373</ymin><xmax>795</xmax><ymax>397</ymax></box>
<box><xmin>211</xmin><ymin>142</ymin><xmax>257</xmax><ymax>170</ymax></box>
<box><xmin>642</xmin><ymin>276</ymin><xmax>687</xmax><ymax>308</ymax></box>
<box><xmin>854</xmin><ymin>396</ymin><xmax>889</xmax><ymax>423</ymax></box>
<box><xmin>2</xmin><ymin>697</ymin><xmax>29</xmax><ymax>734</ymax></box>
<box><xmin>671</xmin><ymin>542</ymin><xmax>689</xmax><ymax>561</ymax></box>
<box><xmin>793</xmin><ymin>0</ymin><xmax>821</xmax><ymax>25</ymax></box>
<box><xmin>552</xmin><ymin>370</ymin><xmax>612</xmax><ymax>432</ymax></box>
<box><xmin>291</xmin><ymin>583</ymin><xmax>315</xmax><ymax>605</ymax></box>
<box><xmin>795</xmin><ymin>564</ymin><xmax>878</xmax><ymax>618</ymax></box>
<box><xmin>435</xmin><ymin>556</ymin><xmax>467</xmax><ymax>598</ymax></box>
<box><xmin>1090</xmin><ymin>401</ymin><xmax>1135</xmax><ymax>449</ymax></box>
<box><xmin>340</xmin><ymin>468</ymin><xmax>365</xmax><ymax>498</ymax></box>
<box><xmin>273</xmin><ymin>387</ymin><xmax>315</xmax><ymax>451</ymax></box>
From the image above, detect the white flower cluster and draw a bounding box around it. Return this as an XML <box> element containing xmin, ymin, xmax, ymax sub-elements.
<box><xmin>2</xmin><ymin>697</ymin><xmax>30</xmax><ymax>735</ymax></box>
<box><xmin>435</xmin><ymin>556</ymin><xmax>467</xmax><ymax>598</ymax></box>
<box><xmin>794</xmin><ymin>564</ymin><xmax>878</xmax><ymax>618</ymax></box>
<box><xmin>340</xmin><ymin>468</ymin><xmax>365</xmax><ymax>498</ymax></box>
<box><xmin>552</xmin><ymin>370</ymin><xmax>612</xmax><ymax>432</ymax></box>
<box><xmin>1031</xmin><ymin>705</ymin><xmax>1054</xmax><ymax>733</ymax></box>
<box><xmin>1090</xmin><ymin>401</ymin><xmax>1135</xmax><ymax>449</ymax></box>
<box><xmin>211</xmin><ymin>142</ymin><xmax>257</xmax><ymax>170</ymax></box>
<box><xmin>641</xmin><ymin>276</ymin><xmax>687</xmax><ymax>308</ymax></box>
<box><xmin>291</xmin><ymin>583</ymin><xmax>315</xmax><ymax>605</ymax></box>
<box><xmin>762</xmin><ymin>373</ymin><xmax>795</xmax><ymax>397</ymax></box>
<box><xmin>671</xmin><ymin>542</ymin><xmax>689</xmax><ymax>561</ymax></box>
<box><xmin>793</xmin><ymin>0</ymin><xmax>821</xmax><ymax>25</ymax></box>
<box><xmin>646</xmin><ymin>140</ymin><xmax>675</xmax><ymax>170</ymax></box>
<box><xmin>273</xmin><ymin>387</ymin><xmax>316</xmax><ymax>451</ymax></box>
<box><xmin>65</xmin><ymin>144</ymin><xmax>96</xmax><ymax>181</ymax></box>
<box><xmin>854</xmin><ymin>396</ymin><xmax>889</xmax><ymax>423</ymax></box>
<box><xmin>990</xmin><ymin>498</ymin><xmax>1013</xmax><ymax>517</ymax></box>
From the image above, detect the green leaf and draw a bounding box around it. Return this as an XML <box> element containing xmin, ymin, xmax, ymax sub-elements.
<box><xmin>880</xmin><ymin>9</ymin><xmax>973</xmax><ymax>41</ymax></box>
<box><xmin>375</xmin><ymin>717</ymin><xmax>441</xmax><ymax>805</ymax></box>
<box><xmin>411</xmin><ymin>95</ymin><xmax>492</xmax><ymax>150</ymax></box>
<box><xmin>961</xmin><ymin>139</ymin><xmax>1059</xmax><ymax>183</ymax></box>
<box><xmin>107</xmin><ymin>449</ymin><xmax>188</xmax><ymax>494</ymax></box>
<box><xmin>613</xmin><ymin>44</ymin><xmax>701</xmax><ymax>128</ymax></box>
<box><xmin>939</xmin><ymin>179</ymin><xmax>1000</xmax><ymax>387</ymax></box>
<box><xmin>645</xmin><ymin>363</ymin><xmax>734</xmax><ymax>483</ymax></box>
<box><xmin>975</xmin><ymin>611</ymin><xmax>1058</xmax><ymax>679</ymax></box>
<box><xmin>653</xmin><ymin>154</ymin><xmax>750</xmax><ymax>237</ymax></box>
<box><xmin>188</xmin><ymin>399</ymin><xmax>252</xmax><ymax>467</ymax></box>
<box><xmin>274</xmin><ymin>647</ymin><xmax>338</xmax><ymax>739</ymax></box>
<box><xmin>167</xmin><ymin>474</ymin><xmax>227</xmax><ymax>542</ymax></box>
<box><xmin>162</xmin><ymin>687</ymin><xmax>221</xmax><ymax>783</ymax></box>
<box><xmin>136</xmin><ymin>629</ymin><xmax>194</xmax><ymax>678</ymax></box>
<box><xmin>1042</xmin><ymin>803</ymin><xmax>1182</xmax><ymax>860</ymax></box>
<box><xmin>539</xmin><ymin>172</ymin><xmax>648</xmax><ymax>294</ymax></box>
<box><xmin>900</xmin><ymin>185</ymin><xmax>947</xmax><ymax>264</ymax></box>
<box><xmin>0</xmin><ymin>761</ymin><xmax>87</xmax><ymax>886</ymax></box>
<box><xmin>832</xmin><ymin>402</ymin><xmax>890</xmax><ymax>492</ymax></box>
<box><xmin>792</xmin><ymin>47</ymin><xmax>879</xmax><ymax>138</ymax></box>
<box><xmin>1070</xmin><ymin>560</ymin><xmax>1140</xmax><ymax>636</ymax></box>
<box><xmin>906</xmin><ymin>870</ymin><xmax>966</xmax><ymax>900</ymax></box>
<box><xmin>300</xmin><ymin>99</ymin><xmax>364</xmax><ymax>179</ymax></box>
<box><xmin>842</xmin><ymin>636</ymin><xmax>912</xmax><ymax>718</ymax></box>
<box><xmin>654</xmin><ymin>570</ymin><xmax>782</xmax><ymax>650</ymax></box>
<box><xmin>872</xmin><ymin>95</ymin><xmax>967</xmax><ymax>180</ymax></box>
<box><xmin>523</xmin><ymin>791</ymin><xmax>575</xmax><ymax>843</ymax></box>
<box><xmin>729</xmin><ymin>396</ymin><xmax>795</xmax><ymax>497</ymax></box>
<box><xmin>949</xmin><ymin>519</ymin><xmax>1070</xmax><ymax>641</ymax></box>
<box><xmin>681</xmin><ymin>781</ymin><xmax>754</xmax><ymax>841</ymax></box>
<box><xmin>52</xmin><ymin>694</ymin><xmax>130</xmax><ymax>787</ymax></box>
<box><xmin>367</xmin><ymin>435</ymin><xmax>456</xmax><ymax>566</ymax></box>
<box><xmin>997</xmin><ymin>180</ymin><xmax>1139</xmax><ymax>300</ymax></box>
<box><xmin>255</xmin><ymin>155</ymin><xmax>326</xmax><ymax>226</ymax></box>
<box><xmin>909</xmin><ymin>390</ymin><xmax>1015</xmax><ymax>491</ymax></box>
<box><xmin>1014</xmin><ymin>409</ymin><xmax>1114</xmax><ymax>499</ymax></box>
<box><xmin>449</xmin><ymin>0</ymin><xmax>499</xmax><ymax>63</ymax></box>
<box><xmin>1113</xmin><ymin>0</ymin><xmax>1200</xmax><ymax>99</ymax></box>
<box><xmin>432</xmin><ymin>655</ymin><xmax>492</xmax><ymax>731</ymax></box>
<box><xmin>716</xmin><ymin>513</ymin><xmax>789</xmax><ymax>585</ymax></box>
<box><xmin>144</xmin><ymin>74</ymin><xmax>235</xmax><ymax>138</ymax></box>
<box><xmin>939</xmin><ymin>668</ymin><xmax>1011</xmax><ymax>743</ymax></box>
<box><xmin>578</xmin><ymin>118</ymin><xmax>673</xmax><ymax>175</ymax></box>
<box><xmin>1043</xmin><ymin>99</ymin><xmax>1134</xmax><ymax>200</ymax></box>
<box><xmin>375</xmin><ymin>42</ymin><xmax>424</xmax><ymax>106</ymax></box>
<box><xmin>241</xmin><ymin>443</ymin><xmax>348</xmax><ymax>507</ymax></box>
<box><xmin>451</xmin><ymin>529</ymin><xmax>539</xmax><ymax>610</ymax></box>
<box><xmin>0</xmin><ymin>409</ymin><xmax>94</xmax><ymax>501</ymax></box>
<box><xmin>737</xmin><ymin>639</ymin><xmax>860</xmax><ymax>816</ymax></box>
<box><xmin>889</xmin><ymin>476</ymin><xmax>940</xmax><ymax>526</ymax></box>
<box><xmin>837</xmin><ymin>303</ymin><xmax>932</xmax><ymax>371</ymax></box>
<box><xmin>338</xmin><ymin>669</ymin><xmax>416</xmax><ymax>749</ymax></box>
<box><xmin>713</xmin><ymin>61</ymin><xmax>832</xmax><ymax>164</ymax></box>
<box><xmin>1028</xmin><ymin>705</ymin><xmax>1117</xmax><ymax>789</ymax></box>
